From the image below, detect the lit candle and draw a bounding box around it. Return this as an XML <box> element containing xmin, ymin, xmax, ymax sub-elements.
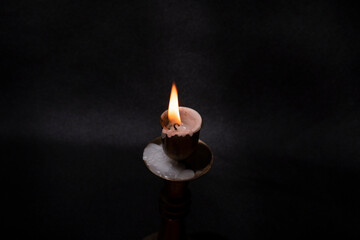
<box><xmin>161</xmin><ymin>82</ymin><xmax>202</xmax><ymax>160</ymax></box>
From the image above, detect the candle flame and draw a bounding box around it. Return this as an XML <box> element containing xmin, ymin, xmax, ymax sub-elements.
<box><xmin>168</xmin><ymin>82</ymin><xmax>181</xmax><ymax>125</ymax></box>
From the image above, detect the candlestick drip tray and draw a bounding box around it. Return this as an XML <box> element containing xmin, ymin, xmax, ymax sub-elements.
<box><xmin>143</xmin><ymin>137</ymin><xmax>212</xmax><ymax>181</ymax></box>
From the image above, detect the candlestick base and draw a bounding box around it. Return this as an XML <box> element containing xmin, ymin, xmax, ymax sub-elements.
<box><xmin>143</xmin><ymin>137</ymin><xmax>213</xmax><ymax>240</ymax></box>
<box><xmin>143</xmin><ymin>232</ymin><xmax>158</xmax><ymax>240</ymax></box>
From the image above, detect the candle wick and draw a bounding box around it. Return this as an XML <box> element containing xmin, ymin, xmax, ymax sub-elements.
<box><xmin>174</xmin><ymin>123</ymin><xmax>180</xmax><ymax>130</ymax></box>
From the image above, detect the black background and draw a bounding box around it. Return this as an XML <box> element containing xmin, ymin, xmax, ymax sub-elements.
<box><xmin>2</xmin><ymin>1</ymin><xmax>359</xmax><ymax>239</ymax></box>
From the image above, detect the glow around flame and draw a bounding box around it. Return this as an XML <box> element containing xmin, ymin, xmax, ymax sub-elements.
<box><xmin>168</xmin><ymin>82</ymin><xmax>181</xmax><ymax>125</ymax></box>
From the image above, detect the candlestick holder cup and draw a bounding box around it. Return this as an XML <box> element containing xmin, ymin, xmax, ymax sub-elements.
<box><xmin>160</xmin><ymin>107</ymin><xmax>202</xmax><ymax>161</ymax></box>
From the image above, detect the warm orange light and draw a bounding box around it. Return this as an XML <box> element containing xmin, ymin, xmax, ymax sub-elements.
<box><xmin>168</xmin><ymin>82</ymin><xmax>181</xmax><ymax>125</ymax></box>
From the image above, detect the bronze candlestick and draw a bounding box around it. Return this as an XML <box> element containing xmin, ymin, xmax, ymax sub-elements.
<box><xmin>143</xmin><ymin>137</ymin><xmax>213</xmax><ymax>240</ymax></box>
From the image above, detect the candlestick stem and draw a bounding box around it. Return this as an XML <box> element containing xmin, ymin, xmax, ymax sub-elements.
<box><xmin>158</xmin><ymin>180</ymin><xmax>191</xmax><ymax>240</ymax></box>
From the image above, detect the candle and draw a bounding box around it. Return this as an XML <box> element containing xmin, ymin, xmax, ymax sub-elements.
<box><xmin>161</xmin><ymin>82</ymin><xmax>202</xmax><ymax>160</ymax></box>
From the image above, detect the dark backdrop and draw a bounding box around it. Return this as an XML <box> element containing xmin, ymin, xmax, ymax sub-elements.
<box><xmin>2</xmin><ymin>1</ymin><xmax>359</xmax><ymax>239</ymax></box>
